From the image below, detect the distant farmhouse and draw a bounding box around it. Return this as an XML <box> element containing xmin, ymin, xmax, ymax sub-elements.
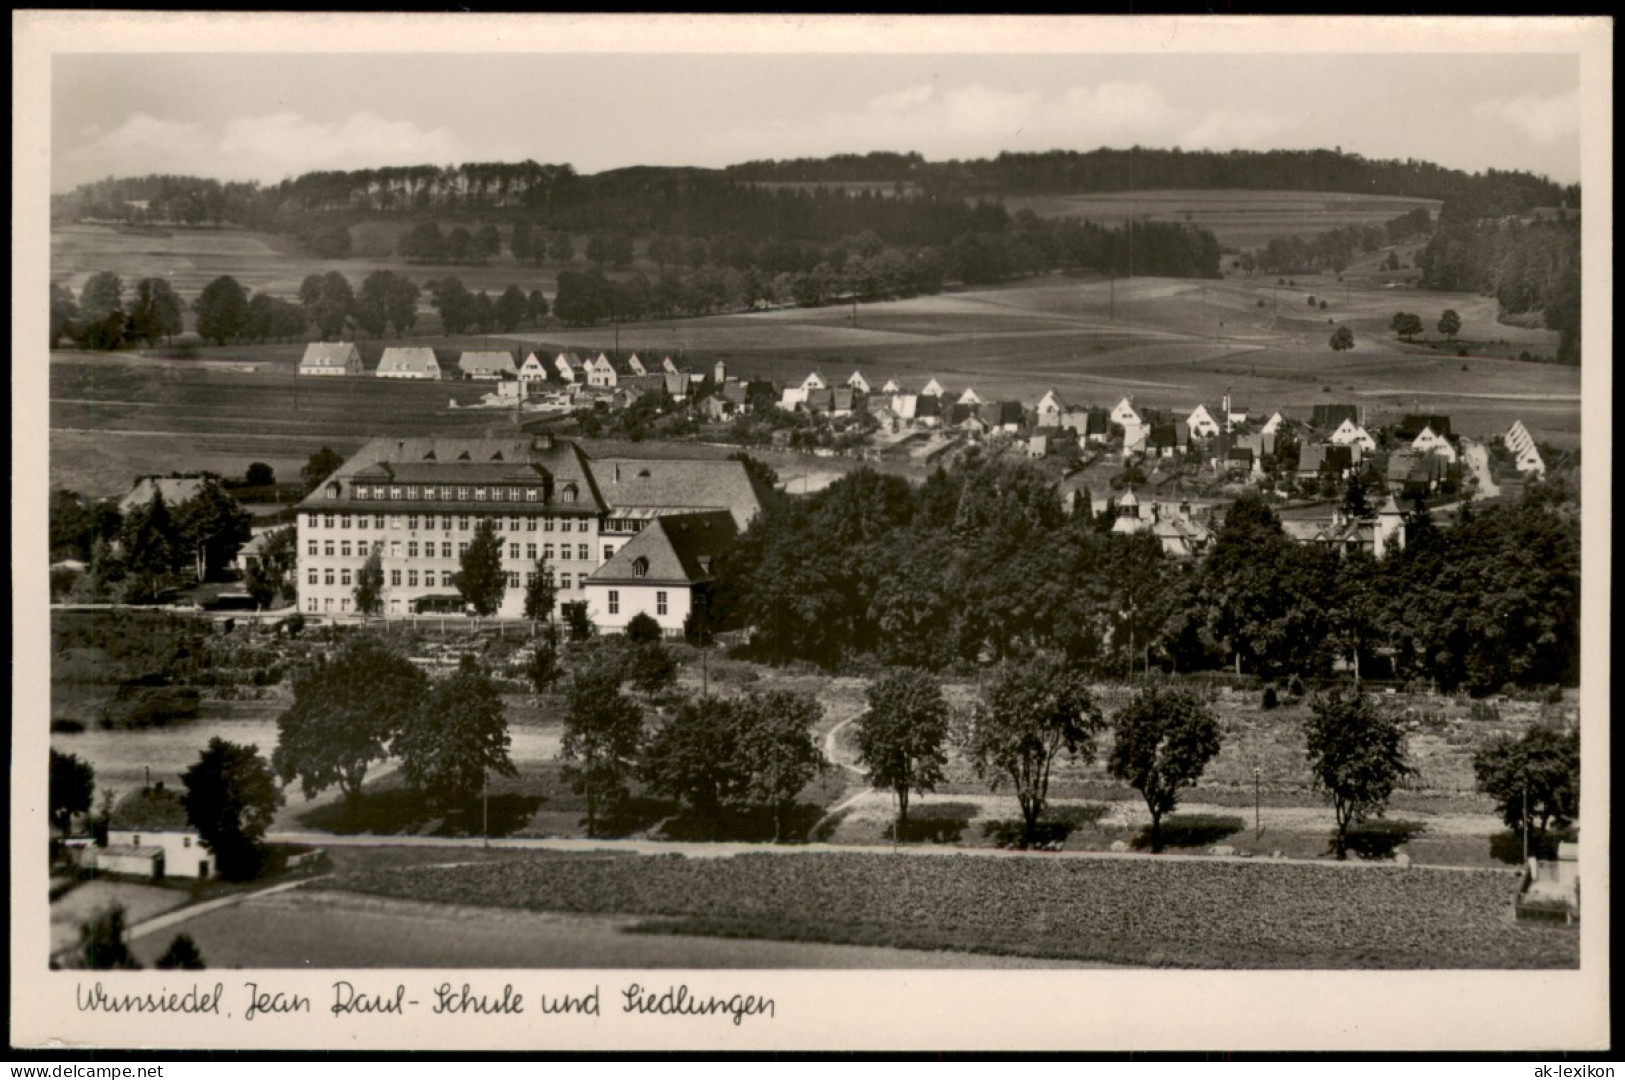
<box><xmin>457</xmin><ymin>350</ymin><xmax>518</xmax><ymax>381</ymax></box>
<box><xmin>299</xmin><ymin>342</ymin><xmax>363</xmax><ymax>377</ymax></box>
<box><xmin>376</xmin><ymin>347</ymin><xmax>441</xmax><ymax>380</ymax></box>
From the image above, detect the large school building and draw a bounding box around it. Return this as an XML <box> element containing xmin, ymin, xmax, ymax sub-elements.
<box><xmin>295</xmin><ymin>435</ymin><xmax>768</xmax><ymax>632</ymax></box>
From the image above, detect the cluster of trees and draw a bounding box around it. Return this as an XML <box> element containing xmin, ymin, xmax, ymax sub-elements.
<box><xmin>1241</xmin><ymin>207</ymin><xmax>1434</xmax><ymax>275</ymax></box>
<box><xmin>1418</xmin><ymin>219</ymin><xmax>1580</xmax><ymax>364</ymax></box>
<box><xmin>713</xmin><ymin>461</ymin><xmax>1580</xmax><ymax>696</ymax></box>
<box><xmin>425</xmin><ymin>277</ymin><xmax>549</xmax><ymax>336</ymax></box>
<box><xmin>1387</xmin><ymin>309</ymin><xmax>1462</xmax><ymax>343</ymax></box>
<box><xmin>52</xmin><ymin>480</ymin><xmax>254</xmax><ymax>603</ymax></box>
<box><xmin>52</xmin><ymin>273</ymin><xmax>186</xmax><ymax>350</ymax></box>
<box><xmin>274</xmin><ymin>638</ymin><xmax>517</xmax><ymax>817</ymax></box>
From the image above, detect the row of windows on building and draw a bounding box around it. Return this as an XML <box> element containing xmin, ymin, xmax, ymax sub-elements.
<box><xmin>301</xmin><ymin>583</ymin><xmax>670</xmax><ymax>617</ymax></box>
<box><xmin>306</xmin><ymin>567</ymin><xmax>582</xmax><ymax>591</ymax></box>
<box><xmin>343</xmin><ymin>483</ymin><xmax>575</xmax><ymax>504</ymax></box>
<box><xmin>306</xmin><ymin>539</ymin><xmax>606</xmax><ymax>562</ymax></box>
<box><xmin>307</xmin><ymin>512</ymin><xmax>595</xmax><ymax>534</ymax></box>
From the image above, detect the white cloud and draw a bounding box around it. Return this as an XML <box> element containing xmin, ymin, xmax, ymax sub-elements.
<box><xmin>1473</xmin><ymin>89</ymin><xmax>1580</xmax><ymax>145</ymax></box>
<box><xmin>59</xmin><ymin>110</ymin><xmax>462</xmax><ymax>186</ymax></box>
<box><xmin>1180</xmin><ymin>107</ymin><xmax>1292</xmax><ymax>151</ymax></box>
<box><xmin>707</xmin><ymin>79</ymin><xmax>1287</xmax><ymax>163</ymax></box>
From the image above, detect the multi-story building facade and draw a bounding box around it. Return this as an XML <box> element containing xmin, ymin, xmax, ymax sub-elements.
<box><xmin>296</xmin><ymin>435</ymin><xmax>766</xmax><ymax>630</ymax></box>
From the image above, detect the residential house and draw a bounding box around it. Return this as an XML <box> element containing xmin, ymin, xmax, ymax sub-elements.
<box><xmin>920</xmin><ymin>378</ymin><xmax>946</xmax><ymax>398</ymax></box>
<box><xmin>119</xmin><ymin>476</ymin><xmax>211</xmax><ymax>516</ymax></box>
<box><xmin>585</xmin><ymin>353</ymin><xmax>618</xmax><ymax>388</ymax></box>
<box><xmin>1397</xmin><ymin>413</ymin><xmax>1452</xmax><ymax>441</ymax></box>
<box><xmin>891</xmin><ymin>394</ymin><xmax>919</xmax><ymax>421</ymax></box>
<box><xmin>1081</xmin><ymin>409</ymin><xmax>1111</xmax><ymax>445</ymax></box>
<box><xmin>457</xmin><ymin>350</ymin><xmax>518</xmax><ymax>381</ymax></box>
<box><xmin>376</xmin><ymin>347</ymin><xmax>441</xmax><ymax>380</ymax></box>
<box><xmin>1226</xmin><ymin>447</ymin><xmax>1257</xmax><ymax>477</ymax></box>
<box><xmin>1504</xmin><ymin>420</ymin><xmax>1546</xmax><ymax>477</ymax></box>
<box><xmin>624</xmin><ymin>353</ymin><xmax>647</xmax><ymax>377</ymax></box>
<box><xmin>983</xmin><ymin>401</ymin><xmax>1025</xmax><ymax>435</ymax></box>
<box><xmin>661</xmin><ymin>356</ymin><xmax>681</xmax><ymax>376</ymax></box>
<box><xmin>1225</xmin><ymin>401</ymin><xmax>1250</xmax><ymax>428</ymax></box>
<box><xmin>1411</xmin><ymin>425</ymin><xmax>1458</xmax><ymax>464</ymax></box>
<box><xmin>1147</xmin><ymin>423</ymin><xmax>1183</xmax><ymax>458</ymax></box>
<box><xmin>847</xmin><ymin>370</ymin><xmax>871</xmax><ymax>394</ymax></box>
<box><xmin>1260</xmin><ymin>411</ymin><xmax>1286</xmax><ymax>436</ymax></box>
<box><xmin>663</xmin><ymin>372</ymin><xmax>692</xmax><ymax>402</ymax></box>
<box><xmin>959</xmin><ymin>413</ymin><xmax>991</xmax><ymax>438</ymax></box>
<box><xmin>1185</xmin><ymin>403</ymin><xmax>1222</xmax><ymax>439</ymax></box>
<box><xmin>1110</xmin><ymin>396</ymin><xmax>1142</xmax><ymax>429</ymax></box>
<box><xmin>913</xmin><ymin>394</ymin><xmax>942</xmax><ymax>428</ymax></box>
<box><xmin>880</xmin><ymin>378</ymin><xmax>903</xmax><ymax>395</ymax></box>
<box><xmin>1328</xmin><ymin>418</ymin><xmax>1376</xmax><ymax>454</ymax></box>
<box><xmin>554</xmin><ymin>351</ymin><xmax>583</xmax><ymax>383</ymax></box>
<box><xmin>101</xmin><ymin>785</ymin><xmax>212</xmax><ymax>881</ymax></box>
<box><xmin>582</xmin><ymin>511</ymin><xmax>737</xmax><ymax>636</ymax></box>
<box><xmin>518</xmin><ymin>353</ymin><xmax>552</xmax><ymax>387</ymax></box>
<box><xmin>299</xmin><ymin>342</ymin><xmax>363</xmax><ymax>377</ymax></box>
<box><xmin>800</xmin><ymin>371</ymin><xmax>828</xmax><ymax>393</ymax></box>
<box><xmin>831</xmin><ymin>387</ymin><xmax>856</xmax><ymax>418</ymax></box>
<box><xmin>1036</xmin><ymin>390</ymin><xmax>1066</xmax><ymax>428</ymax></box>
<box><xmin>958</xmin><ymin>387</ymin><xmax>985</xmax><ymax>406</ymax></box>
<box><xmin>1296</xmin><ymin>444</ymin><xmax>1327</xmax><ymax>483</ymax></box>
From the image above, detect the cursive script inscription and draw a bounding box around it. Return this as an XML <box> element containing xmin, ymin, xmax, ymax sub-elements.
<box><xmin>77</xmin><ymin>982</ymin><xmax>223</xmax><ymax>1014</ymax></box>
<box><xmin>244</xmin><ymin>983</ymin><xmax>311</xmax><ymax>1021</ymax></box>
<box><xmin>432</xmin><ymin>982</ymin><xmax>524</xmax><ymax>1015</ymax></box>
<box><xmin>538</xmin><ymin>987</ymin><xmax>600</xmax><ymax>1015</ymax></box>
<box><xmin>330</xmin><ymin>981</ymin><xmax>410</xmax><ymax>1017</ymax></box>
<box><xmin>621</xmin><ymin>983</ymin><xmax>775</xmax><ymax>1026</ymax></box>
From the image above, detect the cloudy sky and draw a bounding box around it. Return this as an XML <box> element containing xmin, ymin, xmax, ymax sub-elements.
<box><xmin>52</xmin><ymin>46</ymin><xmax>1583</xmax><ymax>192</ymax></box>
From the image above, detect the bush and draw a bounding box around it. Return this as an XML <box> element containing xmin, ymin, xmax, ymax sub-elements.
<box><xmin>1261</xmin><ymin>686</ymin><xmax>1278</xmax><ymax>710</ymax></box>
<box><xmin>155</xmin><ymin>933</ymin><xmax>207</xmax><ymax>970</ymax></box>
<box><xmin>625</xmin><ymin>612</ymin><xmax>662</xmax><ymax>645</ymax></box>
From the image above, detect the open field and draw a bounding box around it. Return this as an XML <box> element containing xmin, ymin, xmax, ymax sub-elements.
<box><xmin>313</xmin><ymin>848</ymin><xmax>1574</xmax><ymax>968</ymax></box>
<box><xmin>1000</xmin><ymin>189</ymin><xmax>1443</xmax><ymax>250</ymax></box>
<box><xmin>49</xmin><ymin>265</ymin><xmax>1575</xmax><ymax>495</ymax></box>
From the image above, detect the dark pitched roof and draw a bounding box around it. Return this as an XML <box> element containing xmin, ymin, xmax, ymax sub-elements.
<box><xmin>915</xmin><ymin>394</ymin><xmax>941</xmax><ymax>418</ymax></box>
<box><xmin>303</xmin><ymin>437</ymin><xmax>607</xmax><ymax>512</ymax></box>
<box><xmin>1148</xmin><ymin>423</ymin><xmax>1179</xmax><ymax>449</ymax></box>
<box><xmin>983</xmin><ymin>400</ymin><xmax>1024</xmax><ymax>427</ymax></box>
<box><xmin>109</xmin><ymin>787</ymin><xmax>190</xmax><ymax>832</ymax></box>
<box><xmin>1312</xmin><ymin>404</ymin><xmax>1359</xmax><ymax>429</ymax></box>
<box><xmin>1398</xmin><ymin>413</ymin><xmax>1453</xmax><ymax>439</ymax></box>
<box><xmin>594</xmin><ymin>457</ymin><xmax>769</xmax><ymax>529</ymax></box>
<box><xmin>589</xmin><ymin>511</ymin><xmax>737</xmax><ymax>585</ymax></box>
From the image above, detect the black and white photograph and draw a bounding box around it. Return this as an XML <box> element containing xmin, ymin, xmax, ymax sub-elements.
<box><xmin>12</xmin><ymin>13</ymin><xmax>1610</xmax><ymax>1052</ymax></box>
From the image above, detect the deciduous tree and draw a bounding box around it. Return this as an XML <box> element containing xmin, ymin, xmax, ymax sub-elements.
<box><xmin>194</xmin><ymin>275</ymin><xmax>250</xmax><ymax>345</ymax></box>
<box><xmin>174</xmin><ymin>481</ymin><xmax>254</xmax><ymax>581</ymax></box>
<box><xmin>640</xmin><ymin>694</ymin><xmax>749</xmax><ymax>831</ymax></box>
<box><xmin>180</xmin><ymin>737</ymin><xmax>284</xmax><ymax>880</ymax></box>
<box><xmin>77</xmin><ymin>272</ymin><xmax>128</xmax><ymax>350</ymax></box>
<box><xmin>354</xmin><ymin>548</ymin><xmax>385</xmax><ymax>618</ymax></box>
<box><xmin>273</xmin><ymin>637</ymin><xmax>427</xmax><ymax>810</ymax></box>
<box><xmin>394</xmin><ymin>655</ymin><xmax>517</xmax><ymax>812</ymax></box>
<box><xmin>50</xmin><ymin>749</ymin><xmax>95</xmax><ymax>835</ymax></box>
<box><xmin>523</xmin><ymin>555</ymin><xmax>558</xmax><ymax>628</ymax></box>
<box><xmin>301</xmin><ymin>446</ymin><xmax>345</xmax><ymax>494</ymax></box>
<box><xmin>960</xmin><ymin>654</ymin><xmax>1103</xmax><ymax>842</ymax></box>
<box><xmin>1107</xmin><ymin>688</ymin><xmax>1222</xmax><ymax>853</ymax></box>
<box><xmin>1437</xmin><ymin>308</ymin><xmax>1462</xmax><ymax>341</ymax></box>
<box><xmin>1473</xmin><ymin>726</ymin><xmax>1578</xmax><ymax>840</ymax></box>
<box><xmin>1329</xmin><ymin>325</ymin><xmax>1355</xmax><ymax>352</ymax></box>
<box><xmin>735</xmin><ymin>690</ymin><xmax>826</xmax><ymax>843</ymax></box>
<box><xmin>126</xmin><ymin>277</ymin><xmax>184</xmax><ymax>346</ymax></box>
<box><xmin>560</xmin><ymin>659</ymin><xmax>644</xmax><ymax>837</ymax></box>
<box><xmin>854</xmin><ymin>669</ymin><xmax>951</xmax><ymax>838</ymax></box>
<box><xmin>1303</xmin><ymin>689</ymin><xmax>1410</xmax><ymax>859</ymax></box>
<box><xmin>244</xmin><ymin>526</ymin><xmax>298</xmax><ymax>610</ymax></box>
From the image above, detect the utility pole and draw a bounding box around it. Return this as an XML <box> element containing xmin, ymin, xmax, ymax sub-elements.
<box><xmin>1254</xmin><ymin>767</ymin><xmax>1262</xmax><ymax>841</ymax></box>
<box><xmin>483</xmin><ymin>767</ymin><xmax>490</xmax><ymax>850</ymax></box>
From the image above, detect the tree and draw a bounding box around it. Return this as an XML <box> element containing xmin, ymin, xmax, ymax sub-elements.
<box><xmin>494</xmin><ymin>284</ymin><xmax>528</xmax><ymax>332</ymax></box>
<box><xmin>961</xmin><ymin>654</ymin><xmax>1104</xmax><ymax>843</ymax></box>
<box><xmin>625</xmin><ymin>638</ymin><xmax>678</xmax><ymax>699</ymax></box>
<box><xmin>640</xmin><ymin>694</ymin><xmax>750</xmax><ymax>832</ymax></box>
<box><xmin>358</xmin><ymin>270</ymin><xmax>420</xmax><ymax>338</ymax></box>
<box><xmin>1107</xmin><ymin>688</ymin><xmax>1222</xmax><ymax>853</ymax></box>
<box><xmin>562</xmin><ymin>600</ymin><xmax>594</xmax><ymax>642</ymax></box>
<box><xmin>180</xmin><ymin>737</ymin><xmax>284</xmax><ymax>881</ymax></box>
<box><xmin>854</xmin><ymin>669</ymin><xmax>951</xmax><ymax>839</ymax></box>
<box><xmin>1389</xmin><ymin>311</ymin><xmax>1424</xmax><ymax>343</ymax></box>
<box><xmin>76</xmin><ymin>904</ymin><xmax>141</xmax><ymax>970</ymax></box>
<box><xmin>1437</xmin><ymin>308</ymin><xmax>1462</xmax><ymax>341</ymax></box>
<box><xmin>50</xmin><ymin>749</ymin><xmax>95</xmax><ymax>835</ymax></box>
<box><xmin>475</xmin><ymin>224</ymin><xmax>503</xmax><ymax>261</ymax></box>
<box><xmin>625</xmin><ymin>612</ymin><xmax>662</xmax><ymax>645</ymax></box>
<box><xmin>76</xmin><ymin>272</ymin><xmax>127</xmax><ymax>350</ymax></box>
<box><xmin>1303</xmin><ymin>689</ymin><xmax>1410</xmax><ymax>859</ymax></box>
<box><xmin>50</xmin><ymin>282</ymin><xmax>80</xmax><ymax>347</ymax></box>
<box><xmin>301</xmin><ymin>446</ymin><xmax>345</xmax><ymax>494</ymax></box>
<box><xmin>548</xmin><ymin>232</ymin><xmax>575</xmax><ymax>263</ymax></box>
<box><xmin>735</xmin><ymin>690</ymin><xmax>826</xmax><ymax>842</ymax></box>
<box><xmin>526</xmin><ymin>289</ymin><xmax>549</xmax><ymax>324</ymax></box>
<box><xmin>245</xmin><ymin>462</ymin><xmax>276</xmax><ymax>487</ymax></box>
<box><xmin>119</xmin><ymin>489</ymin><xmax>182</xmax><ymax>595</ymax></box>
<box><xmin>395</xmin><ymin>655</ymin><xmax>517</xmax><ymax>812</ymax></box>
<box><xmin>527</xmin><ymin>628</ymin><xmax>562</xmax><ymax>695</ymax></box>
<box><xmin>194</xmin><ymin>275</ymin><xmax>250</xmax><ymax>345</ymax></box>
<box><xmin>511</xmin><ymin>221</ymin><xmax>533</xmax><ymax>265</ymax></box>
<box><xmin>456</xmin><ymin>519</ymin><xmax>506</xmax><ymax>617</ymax></box>
<box><xmin>1340</xmin><ymin>471</ymin><xmax>1371</xmax><ymax>519</ymax></box>
<box><xmin>155</xmin><ymin>934</ymin><xmax>207</xmax><ymax>970</ymax></box>
<box><xmin>244</xmin><ymin>526</ymin><xmax>298</xmax><ymax>610</ymax></box>
<box><xmin>560</xmin><ymin>659</ymin><xmax>644</xmax><ymax>836</ymax></box>
<box><xmin>523</xmin><ymin>555</ymin><xmax>558</xmax><ymax>628</ymax></box>
<box><xmin>273</xmin><ymin>637</ymin><xmax>427</xmax><ymax>810</ymax></box>
<box><xmin>1329</xmin><ymin>325</ymin><xmax>1355</xmax><ymax>352</ymax></box>
<box><xmin>354</xmin><ymin>548</ymin><xmax>385</xmax><ymax>618</ymax></box>
<box><xmin>1473</xmin><ymin>726</ymin><xmax>1579</xmax><ymax>842</ymax></box>
<box><xmin>173</xmin><ymin>481</ymin><xmax>254</xmax><ymax>581</ymax></box>
<box><xmin>126</xmin><ymin>277</ymin><xmax>184</xmax><ymax>346</ymax></box>
<box><xmin>398</xmin><ymin>221</ymin><xmax>447</xmax><ymax>263</ymax></box>
<box><xmin>299</xmin><ymin>271</ymin><xmax>357</xmax><ymax>341</ymax></box>
<box><xmin>428</xmin><ymin>277</ymin><xmax>475</xmax><ymax>335</ymax></box>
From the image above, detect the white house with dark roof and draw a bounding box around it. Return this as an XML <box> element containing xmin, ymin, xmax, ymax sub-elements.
<box><xmin>457</xmin><ymin>350</ymin><xmax>518</xmax><ymax>380</ymax></box>
<box><xmin>1261</xmin><ymin>411</ymin><xmax>1286</xmax><ymax>436</ymax></box>
<box><xmin>847</xmin><ymin>370</ymin><xmax>871</xmax><ymax>394</ymax></box>
<box><xmin>1111</xmin><ymin>396</ymin><xmax>1142</xmax><ymax>429</ymax></box>
<box><xmin>376</xmin><ymin>347</ymin><xmax>441</xmax><ymax>379</ymax></box>
<box><xmin>555</xmin><ymin>351</ymin><xmax>583</xmax><ymax>383</ymax></box>
<box><xmin>1036</xmin><ymin>390</ymin><xmax>1066</xmax><ymax>428</ymax></box>
<box><xmin>100</xmin><ymin>786</ymin><xmax>212</xmax><ymax>880</ymax></box>
<box><xmin>800</xmin><ymin>371</ymin><xmax>828</xmax><ymax>392</ymax></box>
<box><xmin>625</xmin><ymin>353</ymin><xmax>647</xmax><ymax>377</ymax></box>
<box><xmin>1328</xmin><ymin>418</ymin><xmax>1377</xmax><ymax>453</ymax></box>
<box><xmin>881</xmin><ymin>378</ymin><xmax>903</xmax><ymax>395</ymax></box>
<box><xmin>1186</xmin><ymin>403</ymin><xmax>1221</xmax><ymax>439</ymax></box>
<box><xmin>1412</xmin><ymin>425</ymin><xmax>1457</xmax><ymax>463</ymax></box>
<box><xmin>921</xmin><ymin>377</ymin><xmax>945</xmax><ymax>398</ymax></box>
<box><xmin>957</xmin><ymin>387</ymin><xmax>985</xmax><ymax>406</ymax></box>
<box><xmin>585</xmin><ymin>353</ymin><xmax>618</xmax><ymax>388</ymax></box>
<box><xmin>662</xmin><ymin>356</ymin><xmax>681</xmax><ymax>376</ymax></box>
<box><xmin>1504</xmin><ymin>420</ymin><xmax>1546</xmax><ymax>477</ymax></box>
<box><xmin>299</xmin><ymin>342</ymin><xmax>363</xmax><ymax>376</ymax></box>
<box><xmin>583</xmin><ymin>511</ymin><xmax>738</xmax><ymax>635</ymax></box>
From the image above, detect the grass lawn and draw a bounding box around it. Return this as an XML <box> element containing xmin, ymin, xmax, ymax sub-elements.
<box><xmin>315</xmin><ymin>847</ymin><xmax>1576</xmax><ymax>969</ymax></box>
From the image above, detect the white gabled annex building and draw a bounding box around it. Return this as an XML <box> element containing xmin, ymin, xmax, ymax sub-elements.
<box><xmin>376</xmin><ymin>347</ymin><xmax>441</xmax><ymax>380</ymax></box>
<box><xmin>299</xmin><ymin>342</ymin><xmax>364</xmax><ymax>376</ymax></box>
<box><xmin>295</xmin><ymin>436</ymin><xmax>768</xmax><ymax>632</ymax></box>
<box><xmin>1504</xmin><ymin>420</ymin><xmax>1547</xmax><ymax>477</ymax></box>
